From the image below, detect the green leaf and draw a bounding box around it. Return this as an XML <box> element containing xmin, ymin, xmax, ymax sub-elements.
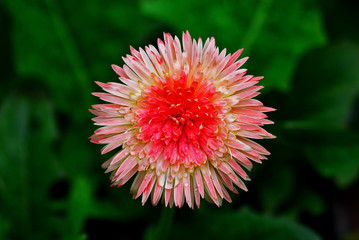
<box><xmin>169</xmin><ymin>207</ymin><xmax>320</xmax><ymax>240</ymax></box>
<box><xmin>140</xmin><ymin>0</ymin><xmax>326</xmax><ymax>92</ymax></box>
<box><xmin>305</xmin><ymin>142</ymin><xmax>359</xmax><ymax>188</ymax></box>
<box><xmin>209</xmin><ymin>208</ymin><xmax>320</xmax><ymax>240</ymax></box>
<box><xmin>290</xmin><ymin>43</ymin><xmax>359</xmax><ymax>127</ymax></box>
<box><xmin>285</xmin><ymin>126</ymin><xmax>359</xmax><ymax>188</ymax></box>
<box><xmin>287</xmin><ymin>42</ymin><xmax>359</xmax><ymax>187</ymax></box>
<box><xmin>67</xmin><ymin>176</ymin><xmax>94</xmax><ymax>238</ymax></box>
<box><xmin>0</xmin><ymin>94</ymin><xmax>59</xmax><ymax>239</ymax></box>
<box><xmin>3</xmin><ymin>0</ymin><xmax>162</xmax><ymax>120</ymax></box>
<box><xmin>4</xmin><ymin>0</ymin><xmax>90</xmax><ymax>114</ymax></box>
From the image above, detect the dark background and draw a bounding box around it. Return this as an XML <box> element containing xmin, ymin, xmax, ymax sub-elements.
<box><xmin>1</xmin><ymin>0</ymin><xmax>359</xmax><ymax>239</ymax></box>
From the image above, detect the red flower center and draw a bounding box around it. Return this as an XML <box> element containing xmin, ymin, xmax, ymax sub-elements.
<box><xmin>135</xmin><ymin>73</ymin><xmax>225</xmax><ymax>168</ymax></box>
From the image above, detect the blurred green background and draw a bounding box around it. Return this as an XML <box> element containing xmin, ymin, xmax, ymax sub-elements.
<box><xmin>1</xmin><ymin>0</ymin><xmax>359</xmax><ymax>239</ymax></box>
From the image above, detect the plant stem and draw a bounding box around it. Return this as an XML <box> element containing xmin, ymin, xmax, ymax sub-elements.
<box><xmin>157</xmin><ymin>207</ymin><xmax>175</xmax><ymax>240</ymax></box>
<box><xmin>145</xmin><ymin>207</ymin><xmax>175</xmax><ymax>240</ymax></box>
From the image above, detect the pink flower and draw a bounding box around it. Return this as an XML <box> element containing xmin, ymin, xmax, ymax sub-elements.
<box><xmin>90</xmin><ymin>31</ymin><xmax>275</xmax><ymax>208</ymax></box>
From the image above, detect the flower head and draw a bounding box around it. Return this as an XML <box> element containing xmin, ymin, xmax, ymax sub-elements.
<box><xmin>90</xmin><ymin>31</ymin><xmax>275</xmax><ymax>208</ymax></box>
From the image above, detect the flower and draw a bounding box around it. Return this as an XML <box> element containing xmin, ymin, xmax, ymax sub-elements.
<box><xmin>90</xmin><ymin>31</ymin><xmax>275</xmax><ymax>208</ymax></box>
